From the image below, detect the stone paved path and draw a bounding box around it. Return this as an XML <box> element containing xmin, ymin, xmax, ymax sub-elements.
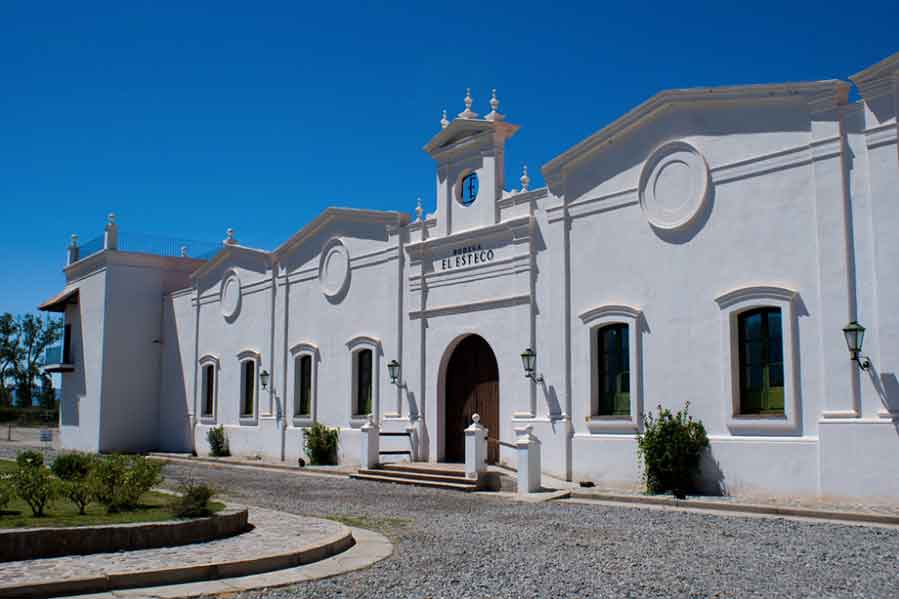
<box><xmin>0</xmin><ymin>507</ymin><xmax>344</xmax><ymax>589</ymax></box>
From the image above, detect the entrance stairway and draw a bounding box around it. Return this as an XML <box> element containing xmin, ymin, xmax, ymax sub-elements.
<box><xmin>349</xmin><ymin>463</ymin><xmax>479</xmax><ymax>492</ymax></box>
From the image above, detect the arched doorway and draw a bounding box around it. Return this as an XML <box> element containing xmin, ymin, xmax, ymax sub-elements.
<box><xmin>444</xmin><ymin>335</ymin><xmax>499</xmax><ymax>464</ymax></box>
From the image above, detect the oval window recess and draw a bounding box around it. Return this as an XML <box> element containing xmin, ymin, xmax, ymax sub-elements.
<box><xmin>458</xmin><ymin>172</ymin><xmax>479</xmax><ymax>206</ymax></box>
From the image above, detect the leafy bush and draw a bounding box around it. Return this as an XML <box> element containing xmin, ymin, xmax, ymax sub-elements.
<box><xmin>169</xmin><ymin>481</ymin><xmax>216</xmax><ymax>518</ymax></box>
<box><xmin>51</xmin><ymin>452</ymin><xmax>95</xmax><ymax>481</ymax></box>
<box><xmin>636</xmin><ymin>402</ymin><xmax>710</xmax><ymax>496</ymax></box>
<box><xmin>89</xmin><ymin>455</ymin><xmax>163</xmax><ymax>513</ymax></box>
<box><xmin>0</xmin><ymin>475</ymin><xmax>13</xmax><ymax>511</ymax></box>
<box><xmin>207</xmin><ymin>425</ymin><xmax>230</xmax><ymax>457</ymax></box>
<box><xmin>16</xmin><ymin>450</ymin><xmax>44</xmax><ymax>468</ymax></box>
<box><xmin>303</xmin><ymin>422</ymin><xmax>339</xmax><ymax>465</ymax></box>
<box><xmin>61</xmin><ymin>479</ymin><xmax>93</xmax><ymax>515</ymax></box>
<box><xmin>12</xmin><ymin>461</ymin><xmax>58</xmax><ymax>517</ymax></box>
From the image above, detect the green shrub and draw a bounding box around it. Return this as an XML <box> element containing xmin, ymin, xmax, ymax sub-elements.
<box><xmin>89</xmin><ymin>455</ymin><xmax>163</xmax><ymax>513</ymax></box>
<box><xmin>169</xmin><ymin>481</ymin><xmax>216</xmax><ymax>518</ymax></box>
<box><xmin>60</xmin><ymin>479</ymin><xmax>93</xmax><ymax>515</ymax></box>
<box><xmin>207</xmin><ymin>425</ymin><xmax>230</xmax><ymax>457</ymax></box>
<box><xmin>636</xmin><ymin>403</ymin><xmax>710</xmax><ymax>496</ymax></box>
<box><xmin>303</xmin><ymin>422</ymin><xmax>339</xmax><ymax>465</ymax></box>
<box><xmin>0</xmin><ymin>475</ymin><xmax>13</xmax><ymax>511</ymax></box>
<box><xmin>16</xmin><ymin>450</ymin><xmax>44</xmax><ymax>468</ymax></box>
<box><xmin>51</xmin><ymin>452</ymin><xmax>95</xmax><ymax>481</ymax></box>
<box><xmin>12</xmin><ymin>461</ymin><xmax>58</xmax><ymax>517</ymax></box>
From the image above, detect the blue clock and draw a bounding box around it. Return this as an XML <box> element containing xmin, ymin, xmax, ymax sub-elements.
<box><xmin>460</xmin><ymin>172</ymin><xmax>479</xmax><ymax>206</ymax></box>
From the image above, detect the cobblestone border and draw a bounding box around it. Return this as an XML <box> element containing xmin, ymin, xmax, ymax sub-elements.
<box><xmin>0</xmin><ymin>507</ymin><xmax>249</xmax><ymax>562</ymax></box>
<box><xmin>0</xmin><ymin>519</ymin><xmax>354</xmax><ymax>599</ymax></box>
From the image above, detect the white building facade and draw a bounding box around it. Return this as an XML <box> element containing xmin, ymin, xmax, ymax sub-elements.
<box><xmin>42</xmin><ymin>54</ymin><xmax>899</xmax><ymax>501</ymax></box>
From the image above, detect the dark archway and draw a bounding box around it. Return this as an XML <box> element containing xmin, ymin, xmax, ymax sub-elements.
<box><xmin>444</xmin><ymin>335</ymin><xmax>499</xmax><ymax>463</ymax></box>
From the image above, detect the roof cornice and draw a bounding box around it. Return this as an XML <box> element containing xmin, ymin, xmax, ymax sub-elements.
<box><xmin>272</xmin><ymin>207</ymin><xmax>410</xmax><ymax>258</ymax></box>
<box><xmin>190</xmin><ymin>244</ymin><xmax>272</xmax><ymax>281</ymax></box>
<box><xmin>541</xmin><ymin>80</ymin><xmax>850</xmax><ymax>187</ymax></box>
<box><xmin>850</xmin><ymin>52</ymin><xmax>899</xmax><ymax>99</ymax></box>
<box><xmin>423</xmin><ymin>118</ymin><xmax>520</xmax><ymax>161</ymax></box>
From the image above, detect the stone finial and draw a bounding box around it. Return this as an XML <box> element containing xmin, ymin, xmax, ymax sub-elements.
<box><xmin>472</xmin><ymin>413</ymin><xmax>481</xmax><ymax>424</ymax></box>
<box><xmin>520</xmin><ymin>164</ymin><xmax>530</xmax><ymax>192</ymax></box>
<box><xmin>457</xmin><ymin>88</ymin><xmax>478</xmax><ymax>119</ymax></box>
<box><xmin>484</xmin><ymin>88</ymin><xmax>505</xmax><ymax>122</ymax></box>
<box><xmin>104</xmin><ymin>212</ymin><xmax>118</xmax><ymax>250</ymax></box>
<box><xmin>69</xmin><ymin>234</ymin><xmax>79</xmax><ymax>248</ymax></box>
<box><xmin>224</xmin><ymin>228</ymin><xmax>237</xmax><ymax>245</ymax></box>
<box><xmin>440</xmin><ymin>109</ymin><xmax>449</xmax><ymax>129</ymax></box>
<box><xmin>415</xmin><ymin>197</ymin><xmax>423</xmax><ymax>222</ymax></box>
<box><xmin>180</xmin><ymin>245</ymin><xmax>188</xmax><ymax>257</ymax></box>
<box><xmin>107</xmin><ymin>212</ymin><xmax>116</xmax><ymax>226</ymax></box>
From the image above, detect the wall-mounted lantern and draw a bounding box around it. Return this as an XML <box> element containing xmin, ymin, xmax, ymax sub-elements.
<box><xmin>260</xmin><ymin>369</ymin><xmax>271</xmax><ymax>390</ymax></box>
<box><xmin>842</xmin><ymin>321</ymin><xmax>872</xmax><ymax>370</ymax></box>
<box><xmin>387</xmin><ymin>359</ymin><xmax>400</xmax><ymax>385</ymax></box>
<box><xmin>520</xmin><ymin>347</ymin><xmax>544</xmax><ymax>383</ymax></box>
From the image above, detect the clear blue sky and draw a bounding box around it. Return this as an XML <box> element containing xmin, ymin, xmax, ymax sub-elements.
<box><xmin>1</xmin><ymin>1</ymin><xmax>896</xmax><ymax>316</ymax></box>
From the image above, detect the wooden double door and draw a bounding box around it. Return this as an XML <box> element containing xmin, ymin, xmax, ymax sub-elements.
<box><xmin>444</xmin><ymin>335</ymin><xmax>499</xmax><ymax>464</ymax></box>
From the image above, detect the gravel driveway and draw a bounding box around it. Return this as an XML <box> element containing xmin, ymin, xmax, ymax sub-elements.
<box><xmin>159</xmin><ymin>462</ymin><xmax>899</xmax><ymax>599</ymax></box>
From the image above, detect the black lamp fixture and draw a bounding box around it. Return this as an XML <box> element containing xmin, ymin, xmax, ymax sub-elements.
<box><xmin>520</xmin><ymin>347</ymin><xmax>543</xmax><ymax>383</ymax></box>
<box><xmin>260</xmin><ymin>369</ymin><xmax>270</xmax><ymax>390</ymax></box>
<box><xmin>387</xmin><ymin>359</ymin><xmax>400</xmax><ymax>385</ymax></box>
<box><xmin>842</xmin><ymin>321</ymin><xmax>871</xmax><ymax>370</ymax></box>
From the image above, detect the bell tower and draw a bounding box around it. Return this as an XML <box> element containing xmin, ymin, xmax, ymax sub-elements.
<box><xmin>423</xmin><ymin>89</ymin><xmax>519</xmax><ymax>237</ymax></box>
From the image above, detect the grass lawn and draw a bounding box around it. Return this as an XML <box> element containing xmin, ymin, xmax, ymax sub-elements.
<box><xmin>0</xmin><ymin>459</ymin><xmax>224</xmax><ymax>528</ymax></box>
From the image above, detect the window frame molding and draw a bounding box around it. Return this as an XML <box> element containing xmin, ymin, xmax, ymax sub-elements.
<box><xmin>198</xmin><ymin>354</ymin><xmax>220</xmax><ymax>423</ymax></box>
<box><xmin>715</xmin><ymin>285</ymin><xmax>801</xmax><ymax>435</ymax></box>
<box><xmin>346</xmin><ymin>335</ymin><xmax>381</xmax><ymax>426</ymax></box>
<box><xmin>579</xmin><ymin>304</ymin><xmax>644</xmax><ymax>433</ymax></box>
<box><xmin>288</xmin><ymin>342</ymin><xmax>319</xmax><ymax>427</ymax></box>
<box><xmin>236</xmin><ymin>349</ymin><xmax>261</xmax><ymax>425</ymax></box>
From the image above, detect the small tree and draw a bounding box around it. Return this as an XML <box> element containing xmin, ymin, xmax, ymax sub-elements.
<box><xmin>10</xmin><ymin>314</ymin><xmax>62</xmax><ymax>408</ymax></box>
<box><xmin>636</xmin><ymin>403</ymin><xmax>710</xmax><ymax>497</ymax></box>
<box><xmin>53</xmin><ymin>453</ymin><xmax>97</xmax><ymax>515</ymax></box>
<box><xmin>207</xmin><ymin>425</ymin><xmax>230</xmax><ymax>457</ymax></box>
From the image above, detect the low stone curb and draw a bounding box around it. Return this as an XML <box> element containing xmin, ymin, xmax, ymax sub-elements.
<box><xmin>567</xmin><ymin>491</ymin><xmax>899</xmax><ymax>526</ymax></box>
<box><xmin>0</xmin><ymin>507</ymin><xmax>248</xmax><ymax>562</ymax></box>
<box><xmin>148</xmin><ymin>453</ymin><xmax>349</xmax><ymax>478</ymax></box>
<box><xmin>0</xmin><ymin>521</ymin><xmax>354</xmax><ymax>599</ymax></box>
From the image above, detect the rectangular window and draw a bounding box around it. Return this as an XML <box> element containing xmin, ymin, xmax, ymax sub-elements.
<box><xmin>295</xmin><ymin>354</ymin><xmax>312</xmax><ymax>417</ymax></box>
<box><xmin>596</xmin><ymin>323</ymin><xmax>630</xmax><ymax>416</ymax></box>
<box><xmin>62</xmin><ymin>324</ymin><xmax>72</xmax><ymax>364</ymax></box>
<box><xmin>355</xmin><ymin>349</ymin><xmax>373</xmax><ymax>416</ymax></box>
<box><xmin>738</xmin><ymin>308</ymin><xmax>784</xmax><ymax>415</ymax></box>
<box><xmin>241</xmin><ymin>360</ymin><xmax>255</xmax><ymax>417</ymax></box>
<box><xmin>202</xmin><ymin>364</ymin><xmax>215</xmax><ymax>417</ymax></box>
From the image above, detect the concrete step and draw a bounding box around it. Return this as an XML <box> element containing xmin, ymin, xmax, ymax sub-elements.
<box><xmin>357</xmin><ymin>468</ymin><xmax>475</xmax><ymax>485</ymax></box>
<box><xmin>349</xmin><ymin>472</ymin><xmax>477</xmax><ymax>492</ymax></box>
<box><xmin>379</xmin><ymin>463</ymin><xmax>468</xmax><ymax>478</ymax></box>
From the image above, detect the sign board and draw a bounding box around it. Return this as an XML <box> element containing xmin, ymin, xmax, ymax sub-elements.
<box><xmin>440</xmin><ymin>244</ymin><xmax>496</xmax><ymax>271</ymax></box>
<box><xmin>40</xmin><ymin>429</ymin><xmax>53</xmax><ymax>444</ymax></box>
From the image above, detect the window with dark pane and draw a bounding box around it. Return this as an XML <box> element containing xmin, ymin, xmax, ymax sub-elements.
<box><xmin>62</xmin><ymin>324</ymin><xmax>72</xmax><ymax>364</ymax></box>
<box><xmin>596</xmin><ymin>323</ymin><xmax>630</xmax><ymax>416</ymax></box>
<box><xmin>738</xmin><ymin>307</ymin><xmax>784</xmax><ymax>415</ymax></box>
<box><xmin>202</xmin><ymin>364</ymin><xmax>215</xmax><ymax>416</ymax></box>
<box><xmin>355</xmin><ymin>349</ymin><xmax>373</xmax><ymax>416</ymax></box>
<box><xmin>295</xmin><ymin>354</ymin><xmax>312</xmax><ymax>417</ymax></box>
<box><xmin>241</xmin><ymin>360</ymin><xmax>255</xmax><ymax>417</ymax></box>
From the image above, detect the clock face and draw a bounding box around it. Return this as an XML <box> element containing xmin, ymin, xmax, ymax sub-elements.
<box><xmin>459</xmin><ymin>172</ymin><xmax>479</xmax><ymax>206</ymax></box>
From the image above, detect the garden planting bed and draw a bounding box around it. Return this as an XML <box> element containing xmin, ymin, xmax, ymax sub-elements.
<box><xmin>0</xmin><ymin>505</ymin><xmax>249</xmax><ymax>561</ymax></box>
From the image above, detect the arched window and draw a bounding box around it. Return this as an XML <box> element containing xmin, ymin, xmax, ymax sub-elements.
<box><xmin>738</xmin><ymin>307</ymin><xmax>784</xmax><ymax>415</ymax></box>
<box><xmin>596</xmin><ymin>323</ymin><xmax>630</xmax><ymax>416</ymax></box>
<box><xmin>240</xmin><ymin>359</ymin><xmax>256</xmax><ymax>417</ymax></box>
<box><xmin>294</xmin><ymin>354</ymin><xmax>312</xmax><ymax>417</ymax></box>
<box><xmin>354</xmin><ymin>348</ymin><xmax>373</xmax><ymax>416</ymax></box>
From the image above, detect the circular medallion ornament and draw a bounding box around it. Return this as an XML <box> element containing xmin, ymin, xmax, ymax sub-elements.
<box><xmin>638</xmin><ymin>141</ymin><xmax>710</xmax><ymax>231</ymax></box>
<box><xmin>221</xmin><ymin>272</ymin><xmax>242</xmax><ymax>320</ymax></box>
<box><xmin>319</xmin><ymin>239</ymin><xmax>351</xmax><ymax>300</ymax></box>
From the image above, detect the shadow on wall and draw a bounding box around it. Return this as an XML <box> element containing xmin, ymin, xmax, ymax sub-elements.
<box><xmin>868</xmin><ymin>368</ymin><xmax>899</xmax><ymax>431</ymax></box>
<box><xmin>696</xmin><ymin>449</ymin><xmax>728</xmax><ymax>496</ymax></box>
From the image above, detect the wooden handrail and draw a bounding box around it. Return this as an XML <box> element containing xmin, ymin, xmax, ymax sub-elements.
<box><xmin>487</xmin><ymin>436</ymin><xmax>516</xmax><ymax>450</ymax></box>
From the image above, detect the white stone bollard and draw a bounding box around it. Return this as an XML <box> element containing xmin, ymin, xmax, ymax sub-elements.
<box><xmin>514</xmin><ymin>425</ymin><xmax>542</xmax><ymax>494</ymax></box>
<box><xmin>464</xmin><ymin>413</ymin><xmax>487</xmax><ymax>480</ymax></box>
<box><xmin>360</xmin><ymin>415</ymin><xmax>379</xmax><ymax>469</ymax></box>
